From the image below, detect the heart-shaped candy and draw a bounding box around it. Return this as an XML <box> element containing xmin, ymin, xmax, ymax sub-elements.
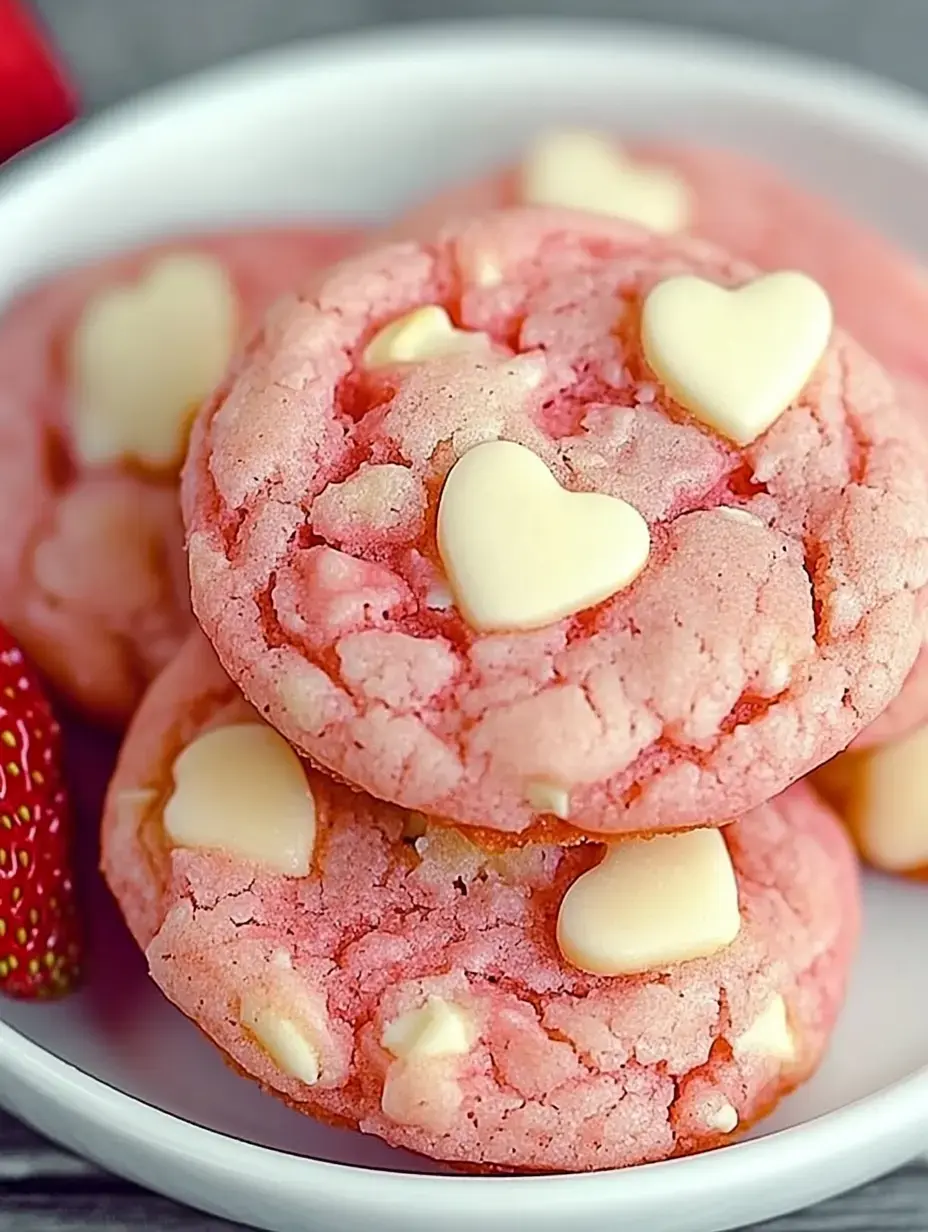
<box><xmin>437</xmin><ymin>439</ymin><xmax>650</xmax><ymax>633</ymax></box>
<box><xmin>522</xmin><ymin>128</ymin><xmax>691</xmax><ymax>234</ymax></box>
<box><xmin>163</xmin><ymin>723</ymin><xmax>317</xmax><ymax>875</ymax></box>
<box><xmin>556</xmin><ymin>829</ymin><xmax>741</xmax><ymax>976</ymax></box>
<box><xmin>363</xmin><ymin>305</ymin><xmax>490</xmax><ymax>368</ymax></box>
<box><xmin>641</xmin><ymin>271</ymin><xmax>833</xmax><ymax>446</ymax></box>
<box><xmin>70</xmin><ymin>252</ymin><xmax>237</xmax><ymax>470</ymax></box>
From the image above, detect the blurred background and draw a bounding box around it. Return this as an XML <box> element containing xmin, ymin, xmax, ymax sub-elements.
<box><xmin>30</xmin><ymin>0</ymin><xmax>928</xmax><ymax>110</ymax></box>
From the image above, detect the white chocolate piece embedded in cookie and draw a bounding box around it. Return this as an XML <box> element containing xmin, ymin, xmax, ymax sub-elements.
<box><xmin>425</xmin><ymin>578</ymin><xmax>455</xmax><ymax>610</ymax></box>
<box><xmin>163</xmin><ymin>722</ymin><xmax>316</xmax><ymax>874</ymax></box>
<box><xmin>641</xmin><ymin>271</ymin><xmax>833</xmax><ymax>446</ymax></box>
<box><xmin>525</xmin><ymin>778</ymin><xmax>571</xmax><ymax>819</ymax></box>
<box><xmin>717</xmin><ymin>506</ymin><xmax>764</xmax><ymax>526</ymax></box>
<box><xmin>733</xmin><ymin>995</ymin><xmax>795</xmax><ymax>1062</ymax></box>
<box><xmin>472</xmin><ymin>253</ymin><xmax>504</xmax><ymax>287</ymax></box>
<box><xmin>556</xmin><ymin>829</ymin><xmax>740</xmax><ymax>976</ymax></box>
<box><xmin>70</xmin><ymin>253</ymin><xmax>237</xmax><ymax>470</ymax></box>
<box><xmin>840</xmin><ymin>724</ymin><xmax>928</xmax><ymax>871</ymax></box>
<box><xmin>380</xmin><ymin>997</ymin><xmax>474</xmax><ymax>1133</ymax></box>
<box><xmin>437</xmin><ymin>440</ymin><xmax>650</xmax><ymax>633</ymax></box>
<box><xmin>382</xmin><ymin>996</ymin><xmax>475</xmax><ymax>1060</ymax></box>
<box><xmin>522</xmin><ymin>129</ymin><xmax>691</xmax><ymax>234</ymax></box>
<box><xmin>362</xmin><ymin>305</ymin><xmax>490</xmax><ymax>367</ymax></box>
<box><xmin>380</xmin><ymin>1064</ymin><xmax>464</xmax><ymax>1133</ymax></box>
<box><xmin>240</xmin><ymin>997</ymin><xmax>321</xmax><ymax>1085</ymax></box>
<box><xmin>705</xmin><ymin>1101</ymin><xmax>739</xmax><ymax>1133</ymax></box>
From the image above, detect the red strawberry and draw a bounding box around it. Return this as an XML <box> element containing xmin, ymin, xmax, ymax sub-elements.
<box><xmin>0</xmin><ymin>628</ymin><xmax>81</xmax><ymax>998</ymax></box>
<box><xmin>0</xmin><ymin>0</ymin><xmax>78</xmax><ymax>164</ymax></box>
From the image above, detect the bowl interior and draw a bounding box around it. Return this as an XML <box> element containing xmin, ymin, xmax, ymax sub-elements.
<box><xmin>1</xmin><ymin>21</ymin><xmax>928</xmax><ymax>1179</ymax></box>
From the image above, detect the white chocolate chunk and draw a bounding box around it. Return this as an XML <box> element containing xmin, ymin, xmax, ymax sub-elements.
<box><xmin>425</xmin><ymin>579</ymin><xmax>455</xmax><ymax>610</ymax></box>
<box><xmin>717</xmin><ymin>506</ymin><xmax>763</xmax><ymax>526</ymax></box>
<box><xmin>733</xmin><ymin>996</ymin><xmax>795</xmax><ymax>1061</ymax></box>
<box><xmin>556</xmin><ymin>829</ymin><xmax>740</xmax><ymax>976</ymax></box>
<box><xmin>841</xmin><ymin>724</ymin><xmax>928</xmax><ymax>871</ymax></box>
<box><xmin>705</xmin><ymin>1101</ymin><xmax>739</xmax><ymax>1133</ymax></box>
<box><xmin>525</xmin><ymin>778</ymin><xmax>571</xmax><ymax>820</ymax></box>
<box><xmin>163</xmin><ymin>723</ymin><xmax>316</xmax><ymax>875</ymax></box>
<box><xmin>240</xmin><ymin>997</ymin><xmax>320</xmax><ymax>1085</ymax></box>
<box><xmin>382</xmin><ymin>996</ymin><xmax>475</xmax><ymax>1061</ymax></box>
<box><xmin>362</xmin><ymin>305</ymin><xmax>490</xmax><ymax>367</ymax></box>
<box><xmin>641</xmin><ymin>272</ymin><xmax>833</xmax><ymax>446</ymax></box>
<box><xmin>473</xmin><ymin>254</ymin><xmax>504</xmax><ymax>287</ymax></box>
<box><xmin>70</xmin><ymin>253</ymin><xmax>237</xmax><ymax>469</ymax></box>
<box><xmin>437</xmin><ymin>440</ymin><xmax>650</xmax><ymax>633</ymax></box>
<box><xmin>381</xmin><ymin>1064</ymin><xmax>463</xmax><ymax>1133</ymax></box>
<box><xmin>522</xmin><ymin>128</ymin><xmax>691</xmax><ymax>234</ymax></box>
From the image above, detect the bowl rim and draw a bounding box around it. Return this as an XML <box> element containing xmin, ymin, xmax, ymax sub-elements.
<box><xmin>3</xmin><ymin>14</ymin><xmax>928</xmax><ymax>1211</ymax></box>
<box><xmin>5</xmin><ymin>1015</ymin><xmax>928</xmax><ymax>1204</ymax></box>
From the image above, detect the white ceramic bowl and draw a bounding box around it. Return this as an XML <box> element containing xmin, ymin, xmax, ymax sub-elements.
<box><xmin>2</xmin><ymin>20</ymin><xmax>928</xmax><ymax>1232</ymax></box>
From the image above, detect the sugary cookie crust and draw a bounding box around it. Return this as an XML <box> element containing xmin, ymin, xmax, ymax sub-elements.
<box><xmin>184</xmin><ymin>208</ymin><xmax>928</xmax><ymax>835</ymax></box>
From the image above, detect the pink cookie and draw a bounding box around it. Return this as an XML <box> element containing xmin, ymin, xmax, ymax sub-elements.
<box><xmin>0</xmin><ymin>226</ymin><xmax>359</xmax><ymax>725</ymax></box>
<box><xmin>101</xmin><ymin>632</ymin><xmax>860</xmax><ymax>1174</ymax></box>
<box><xmin>183</xmin><ymin>208</ymin><xmax>928</xmax><ymax>839</ymax></box>
<box><xmin>396</xmin><ymin>136</ymin><xmax>928</xmax><ymax>383</ymax></box>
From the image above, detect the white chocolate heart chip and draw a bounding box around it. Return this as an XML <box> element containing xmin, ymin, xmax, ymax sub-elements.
<box><xmin>522</xmin><ymin>128</ymin><xmax>691</xmax><ymax>234</ymax></box>
<box><xmin>382</xmin><ymin>996</ymin><xmax>476</xmax><ymax>1060</ymax></box>
<box><xmin>732</xmin><ymin>995</ymin><xmax>795</xmax><ymax>1062</ymax></box>
<box><xmin>641</xmin><ymin>271</ymin><xmax>833</xmax><ymax>446</ymax></box>
<box><xmin>163</xmin><ymin>723</ymin><xmax>316</xmax><ymax>875</ymax></box>
<box><xmin>240</xmin><ymin>997</ymin><xmax>321</xmax><ymax>1085</ymax></box>
<box><xmin>525</xmin><ymin>778</ymin><xmax>571</xmax><ymax>820</ymax></box>
<box><xmin>556</xmin><ymin>829</ymin><xmax>740</xmax><ymax>976</ymax></box>
<box><xmin>362</xmin><ymin>305</ymin><xmax>490</xmax><ymax>368</ymax></box>
<box><xmin>838</xmin><ymin>725</ymin><xmax>928</xmax><ymax>871</ymax></box>
<box><xmin>437</xmin><ymin>440</ymin><xmax>650</xmax><ymax>633</ymax></box>
<box><xmin>70</xmin><ymin>253</ymin><xmax>237</xmax><ymax>470</ymax></box>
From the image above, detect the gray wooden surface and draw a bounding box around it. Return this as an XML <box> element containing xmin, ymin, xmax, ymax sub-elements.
<box><xmin>5</xmin><ymin>1</ymin><xmax>928</xmax><ymax>1228</ymax></box>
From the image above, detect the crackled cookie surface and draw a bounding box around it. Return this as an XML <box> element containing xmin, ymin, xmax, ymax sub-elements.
<box><xmin>396</xmin><ymin>133</ymin><xmax>928</xmax><ymax>383</ymax></box>
<box><xmin>102</xmin><ymin>632</ymin><xmax>859</xmax><ymax>1173</ymax></box>
<box><xmin>184</xmin><ymin>208</ymin><xmax>928</xmax><ymax>837</ymax></box>
<box><xmin>0</xmin><ymin>227</ymin><xmax>358</xmax><ymax>723</ymax></box>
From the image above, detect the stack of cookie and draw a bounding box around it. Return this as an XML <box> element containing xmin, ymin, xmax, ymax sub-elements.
<box><xmin>6</xmin><ymin>127</ymin><xmax>928</xmax><ymax>1172</ymax></box>
<box><xmin>99</xmin><ymin>173</ymin><xmax>928</xmax><ymax>1173</ymax></box>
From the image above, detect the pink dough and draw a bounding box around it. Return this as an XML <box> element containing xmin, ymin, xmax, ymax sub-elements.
<box><xmin>101</xmin><ymin>632</ymin><xmax>860</xmax><ymax>1174</ymax></box>
<box><xmin>0</xmin><ymin>226</ymin><xmax>359</xmax><ymax>724</ymax></box>
<box><xmin>182</xmin><ymin>208</ymin><xmax>928</xmax><ymax>838</ymax></box>
<box><xmin>396</xmin><ymin>141</ymin><xmax>928</xmax><ymax>383</ymax></box>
